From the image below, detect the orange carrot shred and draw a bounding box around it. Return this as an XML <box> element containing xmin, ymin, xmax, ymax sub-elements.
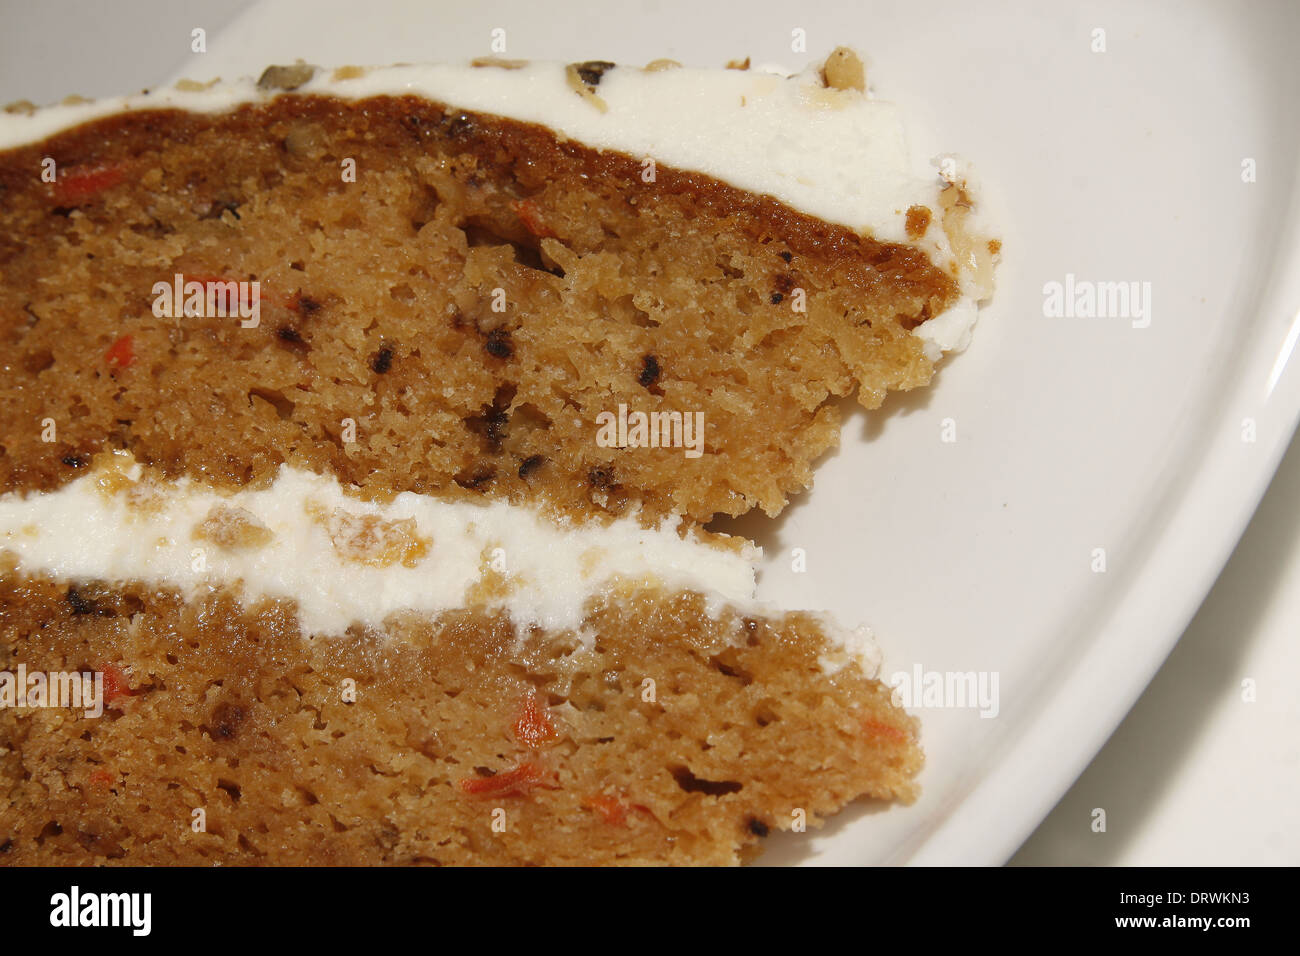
<box><xmin>49</xmin><ymin>161</ymin><xmax>129</xmax><ymax>204</ymax></box>
<box><xmin>88</xmin><ymin>769</ymin><xmax>114</xmax><ymax>789</ymax></box>
<box><xmin>101</xmin><ymin>664</ymin><xmax>136</xmax><ymax>706</ymax></box>
<box><xmin>457</xmin><ymin>760</ymin><xmax>556</xmax><ymax>799</ymax></box>
<box><xmin>104</xmin><ymin>334</ymin><xmax>134</xmax><ymax>369</ymax></box>
<box><xmin>861</xmin><ymin>718</ymin><xmax>908</xmax><ymax>743</ymax></box>
<box><xmin>583</xmin><ymin>793</ymin><xmax>629</xmax><ymax>827</ymax></box>
<box><xmin>511</xmin><ymin>199</ymin><xmax>557</xmax><ymax>238</ymax></box>
<box><xmin>512</xmin><ymin>691</ymin><xmax>557</xmax><ymax>748</ymax></box>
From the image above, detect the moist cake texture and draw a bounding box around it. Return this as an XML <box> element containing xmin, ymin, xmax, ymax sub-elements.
<box><xmin>0</xmin><ymin>571</ymin><xmax>919</xmax><ymax>866</ymax></box>
<box><xmin>0</xmin><ymin>52</ymin><xmax>995</xmax><ymax>865</ymax></box>
<box><xmin>0</xmin><ymin>58</ymin><xmax>987</xmax><ymax>523</ymax></box>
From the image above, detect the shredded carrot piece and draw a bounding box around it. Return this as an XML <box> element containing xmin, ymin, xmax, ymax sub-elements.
<box><xmin>861</xmin><ymin>718</ymin><xmax>908</xmax><ymax>743</ymax></box>
<box><xmin>88</xmin><ymin>769</ymin><xmax>115</xmax><ymax>789</ymax></box>
<box><xmin>510</xmin><ymin>198</ymin><xmax>557</xmax><ymax>238</ymax></box>
<box><xmin>104</xmin><ymin>334</ymin><xmax>134</xmax><ymax>369</ymax></box>
<box><xmin>583</xmin><ymin>793</ymin><xmax>629</xmax><ymax>826</ymax></box>
<box><xmin>512</xmin><ymin>691</ymin><xmax>557</xmax><ymax>748</ymax></box>
<box><xmin>49</xmin><ymin>160</ymin><xmax>129</xmax><ymax>204</ymax></box>
<box><xmin>457</xmin><ymin>761</ymin><xmax>556</xmax><ymax>799</ymax></box>
<box><xmin>101</xmin><ymin>664</ymin><xmax>136</xmax><ymax>706</ymax></box>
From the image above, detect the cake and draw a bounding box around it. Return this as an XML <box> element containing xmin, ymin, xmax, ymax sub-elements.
<box><xmin>0</xmin><ymin>50</ymin><xmax>996</xmax><ymax>865</ymax></box>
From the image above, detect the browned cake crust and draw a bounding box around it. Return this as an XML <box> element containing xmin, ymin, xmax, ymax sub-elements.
<box><xmin>0</xmin><ymin>93</ymin><xmax>957</xmax><ymax>521</ymax></box>
<box><xmin>0</xmin><ymin>571</ymin><xmax>920</xmax><ymax>866</ymax></box>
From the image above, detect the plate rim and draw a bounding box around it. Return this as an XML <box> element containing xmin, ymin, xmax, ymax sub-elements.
<box><xmin>906</xmin><ymin>174</ymin><xmax>1300</xmax><ymax>865</ymax></box>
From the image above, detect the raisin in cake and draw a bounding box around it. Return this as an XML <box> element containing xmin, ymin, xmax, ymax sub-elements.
<box><xmin>0</xmin><ymin>49</ymin><xmax>996</xmax><ymax>865</ymax></box>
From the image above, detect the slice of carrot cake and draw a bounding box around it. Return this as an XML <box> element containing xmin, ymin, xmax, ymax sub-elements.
<box><xmin>0</xmin><ymin>49</ymin><xmax>995</xmax><ymax>865</ymax></box>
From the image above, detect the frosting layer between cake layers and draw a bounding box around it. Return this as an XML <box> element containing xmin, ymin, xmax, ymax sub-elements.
<box><xmin>0</xmin><ymin>452</ymin><xmax>760</xmax><ymax>638</ymax></box>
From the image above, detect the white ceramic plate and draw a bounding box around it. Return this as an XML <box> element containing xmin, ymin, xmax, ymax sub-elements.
<box><xmin>80</xmin><ymin>0</ymin><xmax>1300</xmax><ymax>864</ymax></box>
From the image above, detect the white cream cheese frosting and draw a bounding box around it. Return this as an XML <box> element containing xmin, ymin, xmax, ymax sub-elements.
<box><xmin>0</xmin><ymin>452</ymin><xmax>757</xmax><ymax>638</ymax></box>
<box><xmin>0</xmin><ymin>454</ymin><xmax>884</xmax><ymax>675</ymax></box>
<box><xmin>0</xmin><ymin>56</ymin><xmax>988</xmax><ymax>357</ymax></box>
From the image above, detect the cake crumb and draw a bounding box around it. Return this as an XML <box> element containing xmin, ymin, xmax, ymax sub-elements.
<box><xmin>905</xmin><ymin>204</ymin><xmax>932</xmax><ymax>239</ymax></box>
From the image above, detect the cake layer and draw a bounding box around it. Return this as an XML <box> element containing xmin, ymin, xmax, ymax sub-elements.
<box><xmin>0</xmin><ymin>73</ymin><xmax>971</xmax><ymax>523</ymax></box>
<box><xmin>0</xmin><ymin>573</ymin><xmax>921</xmax><ymax>866</ymax></box>
<box><xmin>0</xmin><ymin>58</ymin><xmax>979</xmax><ymax>275</ymax></box>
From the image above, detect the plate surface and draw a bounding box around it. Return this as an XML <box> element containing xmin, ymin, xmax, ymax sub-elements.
<box><xmin>34</xmin><ymin>0</ymin><xmax>1300</xmax><ymax>864</ymax></box>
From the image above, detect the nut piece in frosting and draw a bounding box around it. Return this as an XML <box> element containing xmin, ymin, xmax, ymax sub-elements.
<box><xmin>464</xmin><ymin>544</ymin><xmax>516</xmax><ymax>605</ymax></box>
<box><xmin>471</xmin><ymin>57</ymin><xmax>527</xmax><ymax>70</ymax></box>
<box><xmin>330</xmin><ymin>65</ymin><xmax>368</xmax><ymax>82</ymax></box>
<box><xmin>193</xmin><ymin>505</ymin><xmax>275</xmax><ymax>551</ymax></box>
<box><xmin>174</xmin><ymin>77</ymin><xmax>220</xmax><ymax>92</ymax></box>
<box><xmin>821</xmin><ymin>46</ymin><xmax>866</xmax><ymax>92</ymax></box>
<box><xmin>257</xmin><ymin>62</ymin><xmax>317</xmax><ymax>92</ymax></box>
<box><xmin>311</xmin><ymin>504</ymin><xmax>431</xmax><ymax>569</ymax></box>
<box><xmin>565</xmin><ymin>61</ymin><xmax>615</xmax><ymax>113</ymax></box>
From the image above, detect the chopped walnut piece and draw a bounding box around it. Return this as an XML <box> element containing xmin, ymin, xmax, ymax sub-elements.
<box><xmin>573</xmin><ymin>60</ymin><xmax>616</xmax><ymax>86</ymax></box>
<box><xmin>193</xmin><ymin>505</ymin><xmax>274</xmax><ymax>551</ymax></box>
<box><xmin>565</xmin><ymin>63</ymin><xmax>610</xmax><ymax>113</ymax></box>
<box><xmin>3</xmin><ymin>100</ymin><xmax>36</xmax><ymax>115</ymax></box>
<box><xmin>821</xmin><ymin>46</ymin><xmax>866</xmax><ymax>92</ymax></box>
<box><xmin>257</xmin><ymin>63</ymin><xmax>317</xmax><ymax>92</ymax></box>
<box><xmin>315</xmin><ymin>505</ymin><xmax>431</xmax><ymax>568</ymax></box>
<box><xmin>464</xmin><ymin>545</ymin><xmax>515</xmax><ymax>605</ymax></box>
<box><xmin>90</xmin><ymin>450</ymin><xmax>137</xmax><ymax>498</ymax></box>
<box><xmin>726</xmin><ymin>57</ymin><xmax>751</xmax><ymax>71</ymax></box>
<box><xmin>471</xmin><ymin>57</ymin><xmax>528</xmax><ymax>70</ymax></box>
<box><xmin>174</xmin><ymin>78</ymin><xmax>220</xmax><ymax>92</ymax></box>
<box><xmin>938</xmin><ymin>183</ymin><xmax>996</xmax><ymax>301</ymax></box>
<box><xmin>643</xmin><ymin>59</ymin><xmax>682</xmax><ymax>72</ymax></box>
<box><xmin>85</xmin><ymin>451</ymin><xmax>166</xmax><ymax>515</ymax></box>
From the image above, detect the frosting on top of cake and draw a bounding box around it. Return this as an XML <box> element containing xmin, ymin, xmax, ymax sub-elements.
<box><xmin>0</xmin><ymin>451</ymin><xmax>764</xmax><ymax>640</ymax></box>
<box><xmin>0</xmin><ymin>56</ymin><xmax>989</xmax><ymax>356</ymax></box>
<box><xmin>1</xmin><ymin>60</ymin><xmax>935</xmax><ymax>247</ymax></box>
